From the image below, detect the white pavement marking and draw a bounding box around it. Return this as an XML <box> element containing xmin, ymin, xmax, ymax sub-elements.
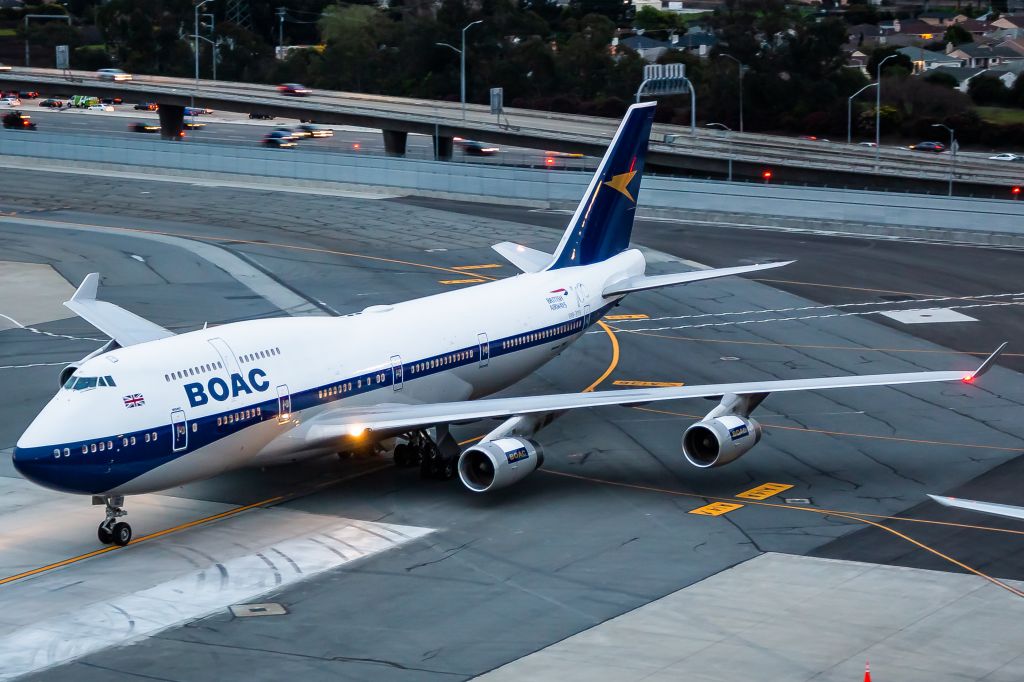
<box><xmin>0</xmin><ymin>216</ymin><xmax>323</xmax><ymax>317</ymax></box>
<box><xmin>477</xmin><ymin>553</ymin><xmax>1024</xmax><ymax>682</ymax></box>
<box><xmin>0</xmin><ymin>361</ymin><xmax>75</xmax><ymax>371</ymax></box>
<box><xmin>0</xmin><ymin>313</ymin><xmax>104</xmax><ymax>343</ymax></box>
<box><xmin>0</xmin><ymin>502</ymin><xmax>433</xmax><ymax>681</ymax></box>
<box><xmin>879</xmin><ymin>308</ymin><xmax>979</xmax><ymax>324</ymax></box>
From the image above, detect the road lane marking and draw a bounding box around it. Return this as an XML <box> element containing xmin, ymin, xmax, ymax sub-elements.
<box><xmin>605</xmin><ymin>314</ymin><xmax>649</xmax><ymax>320</ymax></box>
<box><xmin>612</xmin><ymin>380</ymin><xmax>684</xmax><ymax>387</ymax></box>
<box><xmin>439</xmin><ymin>278</ymin><xmax>486</xmax><ymax>285</ymax></box>
<box><xmin>737</xmin><ymin>482</ymin><xmax>794</xmax><ymax>500</ymax></box>
<box><xmin>452</xmin><ymin>264</ymin><xmax>502</xmax><ymax>270</ymax></box>
<box><xmin>689</xmin><ymin>502</ymin><xmax>743</xmax><ymax>516</ymax></box>
<box><xmin>546</xmin><ymin>470</ymin><xmax>1024</xmax><ymax>598</ymax></box>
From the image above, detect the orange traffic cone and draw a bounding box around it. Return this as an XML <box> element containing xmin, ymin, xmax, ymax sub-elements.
<box><xmin>864</xmin><ymin>660</ymin><xmax>872</xmax><ymax>682</ymax></box>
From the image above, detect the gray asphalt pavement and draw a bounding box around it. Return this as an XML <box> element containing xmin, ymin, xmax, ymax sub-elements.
<box><xmin>0</xmin><ymin>169</ymin><xmax>1021</xmax><ymax>681</ymax></box>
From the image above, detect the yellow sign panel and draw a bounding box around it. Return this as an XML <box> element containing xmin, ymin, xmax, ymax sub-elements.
<box><xmin>736</xmin><ymin>483</ymin><xmax>794</xmax><ymax>500</ymax></box>
<box><xmin>452</xmin><ymin>264</ymin><xmax>502</xmax><ymax>271</ymax></box>
<box><xmin>438</xmin><ymin>278</ymin><xmax>486</xmax><ymax>285</ymax></box>
<box><xmin>689</xmin><ymin>502</ymin><xmax>743</xmax><ymax>516</ymax></box>
<box><xmin>612</xmin><ymin>380</ymin><xmax>684</xmax><ymax>388</ymax></box>
<box><xmin>605</xmin><ymin>314</ymin><xmax>649</xmax><ymax>320</ymax></box>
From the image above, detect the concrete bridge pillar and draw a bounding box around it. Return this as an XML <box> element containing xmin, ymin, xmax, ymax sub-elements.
<box><xmin>382</xmin><ymin>129</ymin><xmax>408</xmax><ymax>156</ymax></box>
<box><xmin>157</xmin><ymin>104</ymin><xmax>185</xmax><ymax>140</ymax></box>
<box><xmin>433</xmin><ymin>135</ymin><xmax>453</xmax><ymax>161</ymax></box>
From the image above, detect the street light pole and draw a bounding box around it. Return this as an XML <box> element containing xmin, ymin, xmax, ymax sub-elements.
<box><xmin>194</xmin><ymin>0</ymin><xmax>212</xmax><ymax>91</ymax></box>
<box><xmin>932</xmin><ymin>123</ymin><xmax>956</xmax><ymax>197</ymax></box>
<box><xmin>875</xmin><ymin>54</ymin><xmax>898</xmax><ymax>166</ymax></box>
<box><xmin>718</xmin><ymin>53</ymin><xmax>744</xmax><ymax>133</ymax></box>
<box><xmin>847</xmin><ymin>82</ymin><xmax>877</xmax><ymax>145</ymax></box>
<box><xmin>707</xmin><ymin>122</ymin><xmax>733</xmax><ymax>181</ymax></box>
<box><xmin>460</xmin><ymin>20</ymin><xmax>483</xmax><ymax>120</ymax></box>
<box><xmin>202</xmin><ymin>13</ymin><xmax>216</xmax><ymax>80</ymax></box>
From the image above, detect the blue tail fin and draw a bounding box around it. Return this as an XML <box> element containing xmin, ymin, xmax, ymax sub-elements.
<box><xmin>547</xmin><ymin>102</ymin><xmax>656</xmax><ymax>270</ymax></box>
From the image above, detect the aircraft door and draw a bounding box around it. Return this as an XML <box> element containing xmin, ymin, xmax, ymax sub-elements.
<box><xmin>276</xmin><ymin>384</ymin><xmax>292</xmax><ymax>423</ymax></box>
<box><xmin>391</xmin><ymin>355</ymin><xmax>403</xmax><ymax>391</ymax></box>
<box><xmin>171</xmin><ymin>409</ymin><xmax>188</xmax><ymax>452</ymax></box>
<box><xmin>477</xmin><ymin>333</ymin><xmax>490</xmax><ymax>367</ymax></box>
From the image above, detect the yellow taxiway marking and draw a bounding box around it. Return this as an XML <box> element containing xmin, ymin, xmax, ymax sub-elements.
<box><xmin>605</xmin><ymin>314</ymin><xmax>649</xmax><ymax>320</ymax></box>
<box><xmin>612</xmin><ymin>380</ymin><xmax>684</xmax><ymax>388</ymax></box>
<box><xmin>689</xmin><ymin>502</ymin><xmax>744</xmax><ymax>516</ymax></box>
<box><xmin>737</xmin><ymin>482</ymin><xmax>794</xmax><ymax>500</ymax></box>
<box><xmin>438</xmin><ymin>278</ymin><xmax>487</xmax><ymax>285</ymax></box>
<box><xmin>452</xmin><ymin>264</ymin><xmax>502</xmax><ymax>271</ymax></box>
<box><xmin>583</xmin><ymin>321</ymin><xmax>620</xmax><ymax>392</ymax></box>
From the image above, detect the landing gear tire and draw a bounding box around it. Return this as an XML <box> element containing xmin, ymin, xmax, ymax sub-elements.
<box><xmin>97</xmin><ymin>523</ymin><xmax>114</xmax><ymax>545</ymax></box>
<box><xmin>394</xmin><ymin>443</ymin><xmax>415</xmax><ymax>468</ymax></box>
<box><xmin>112</xmin><ymin>522</ymin><xmax>132</xmax><ymax>546</ymax></box>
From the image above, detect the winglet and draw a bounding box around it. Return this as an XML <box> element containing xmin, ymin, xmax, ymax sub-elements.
<box><xmin>69</xmin><ymin>272</ymin><xmax>100</xmax><ymax>303</ymax></box>
<box><xmin>971</xmin><ymin>342</ymin><xmax>1007</xmax><ymax>379</ymax></box>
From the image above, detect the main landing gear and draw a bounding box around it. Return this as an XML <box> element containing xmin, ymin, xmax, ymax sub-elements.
<box><xmin>393</xmin><ymin>428</ymin><xmax>459</xmax><ymax>481</ymax></box>
<box><xmin>94</xmin><ymin>495</ymin><xmax>132</xmax><ymax>546</ymax></box>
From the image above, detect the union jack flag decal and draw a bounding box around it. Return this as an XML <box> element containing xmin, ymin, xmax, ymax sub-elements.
<box><xmin>123</xmin><ymin>393</ymin><xmax>145</xmax><ymax>408</ymax></box>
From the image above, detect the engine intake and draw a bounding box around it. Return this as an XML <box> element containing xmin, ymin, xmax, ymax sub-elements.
<box><xmin>682</xmin><ymin>415</ymin><xmax>762</xmax><ymax>468</ymax></box>
<box><xmin>457</xmin><ymin>437</ymin><xmax>544</xmax><ymax>493</ymax></box>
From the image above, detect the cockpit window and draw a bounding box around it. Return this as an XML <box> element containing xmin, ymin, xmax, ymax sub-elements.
<box><xmin>64</xmin><ymin>375</ymin><xmax>116</xmax><ymax>391</ymax></box>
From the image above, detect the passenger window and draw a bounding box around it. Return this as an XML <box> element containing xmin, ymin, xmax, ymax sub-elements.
<box><xmin>63</xmin><ymin>448</ymin><xmax>70</xmax><ymax>457</ymax></box>
<box><xmin>257</xmin><ymin>407</ymin><xmax>261</xmax><ymax>415</ymax></box>
<box><xmin>217</xmin><ymin>417</ymin><xmax>222</xmax><ymax>426</ymax></box>
<box><xmin>165</xmin><ymin>374</ymin><xmax>170</xmax><ymax>382</ymax></box>
<box><xmin>82</xmin><ymin>445</ymin><xmax>88</xmax><ymax>454</ymax></box>
<box><xmin>130</xmin><ymin>436</ymin><xmax>136</xmax><ymax>445</ymax></box>
<box><xmin>145</xmin><ymin>433</ymin><xmax>150</xmax><ymax>443</ymax></box>
<box><xmin>122</xmin><ymin>438</ymin><xmax>128</xmax><ymax>447</ymax></box>
<box><xmin>152</xmin><ymin>432</ymin><xmax>157</xmax><ymax>441</ymax></box>
<box><xmin>98</xmin><ymin>442</ymin><xmax>105</xmax><ymax>452</ymax></box>
<box><xmin>53</xmin><ymin>449</ymin><xmax>60</xmax><ymax>458</ymax></box>
<box><xmin>192</xmin><ymin>423</ymin><xmax>198</xmax><ymax>433</ymax></box>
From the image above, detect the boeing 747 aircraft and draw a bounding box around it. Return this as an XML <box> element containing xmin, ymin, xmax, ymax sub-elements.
<box><xmin>14</xmin><ymin>102</ymin><xmax>1005</xmax><ymax>547</ymax></box>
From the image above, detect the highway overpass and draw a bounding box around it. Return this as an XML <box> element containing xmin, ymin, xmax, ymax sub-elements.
<box><xmin>2</xmin><ymin>67</ymin><xmax>1022</xmax><ymax>196</ymax></box>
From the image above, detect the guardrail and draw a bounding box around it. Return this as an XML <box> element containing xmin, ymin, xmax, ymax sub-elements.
<box><xmin>3</xmin><ymin>130</ymin><xmax>1024</xmax><ymax>238</ymax></box>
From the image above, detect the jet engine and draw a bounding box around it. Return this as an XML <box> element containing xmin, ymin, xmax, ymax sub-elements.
<box><xmin>457</xmin><ymin>437</ymin><xmax>544</xmax><ymax>493</ymax></box>
<box><xmin>682</xmin><ymin>415</ymin><xmax>762</xmax><ymax>469</ymax></box>
<box><xmin>58</xmin><ymin>339</ymin><xmax>118</xmax><ymax>387</ymax></box>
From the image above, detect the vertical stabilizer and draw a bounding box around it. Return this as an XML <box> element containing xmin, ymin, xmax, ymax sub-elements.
<box><xmin>547</xmin><ymin>102</ymin><xmax>657</xmax><ymax>270</ymax></box>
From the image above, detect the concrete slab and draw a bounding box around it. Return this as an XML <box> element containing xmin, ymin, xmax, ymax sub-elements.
<box><xmin>0</xmin><ymin>261</ymin><xmax>74</xmax><ymax>330</ymax></box>
<box><xmin>477</xmin><ymin>553</ymin><xmax>1024</xmax><ymax>682</ymax></box>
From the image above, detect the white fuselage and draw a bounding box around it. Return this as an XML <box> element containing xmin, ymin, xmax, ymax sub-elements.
<box><xmin>15</xmin><ymin>250</ymin><xmax>645</xmax><ymax>496</ymax></box>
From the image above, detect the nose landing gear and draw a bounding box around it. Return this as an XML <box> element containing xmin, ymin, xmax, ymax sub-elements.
<box><xmin>94</xmin><ymin>495</ymin><xmax>132</xmax><ymax>546</ymax></box>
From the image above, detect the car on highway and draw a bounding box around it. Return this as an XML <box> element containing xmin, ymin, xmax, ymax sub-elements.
<box><xmin>544</xmin><ymin>150</ymin><xmax>585</xmax><ymax>159</ymax></box>
<box><xmin>909</xmin><ymin>141</ymin><xmax>945</xmax><ymax>152</ymax></box>
<box><xmin>38</xmin><ymin>98</ymin><xmax>64</xmax><ymax>108</ymax></box>
<box><xmin>2</xmin><ymin>96</ymin><xmax>22</xmax><ymax>107</ymax></box>
<box><xmin>19</xmin><ymin>91</ymin><xmax>39</xmax><ymax>100</ymax></box>
<box><xmin>249</xmin><ymin>112</ymin><xmax>275</xmax><ymax>120</ymax></box>
<box><xmin>97</xmin><ymin>68</ymin><xmax>132</xmax><ymax>82</ymax></box>
<box><xmin>2</xmin><ymin>111</ymin><xmax>36</xmax><ymax>130</ymax></box>
<box><xmin>0</xmin><ymin>63</ymin><xmax>10</xmax><ymax>72</ymax></box>
<box><xmin>134</xmin><ymin>102</ymin><xmax>158</xmax><ymax>111</ymax></box>
<box><xmin>857</xmin><ymin>141</ymin><xmax>878</xmax><ymax>147</ymax></box>
<box><xmin>293</xmin><ymin>123</ymin><xmax>333</xmax><ymax>139</ymax></box>
<box><xmin>185</xmin><ymin>106</ymin><xmax>213</xmax><ymax>116</ymax></box>
<box><xmin>277</xmin><ymin>83</ymin><xmax>311</xmax><ymax>96</ymax></box>
<box><xmin>989</xmin><ymin>153</ymin><xmax>1021</xmax><ymax>161</ymax></box>
<box><xmin>262</xmin><ymin>130</ymin><xmax>297</xmax><ymax>148</ymax></box>
<box><xmin>129</xmin><ymin>122</ymin><xmax>160</xmax><ymax>133</ymax></box>
<box><xmin>87</xmin><ymin>103</ymin><xmax>115</xmax><ymax>112</ymax></box>
<box><xmin>459</xmin><ymin>140</ymin><xmax>500</xmax><ymax>156</ymax></box>
<box><xmin>184</xmin><ymin>120</ymin><xmax>206</xmax><ymax>130</ymax></box>
<box><xmin>100</xmin><ymin>97</ymin><xmax>123</xmax><ymax>106</ymax></box>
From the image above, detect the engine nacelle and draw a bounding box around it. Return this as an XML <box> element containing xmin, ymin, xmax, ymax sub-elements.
<box><xmin>682</xmin><ymin>416</ymin><xmax>762</xmax><ymax>468</ymax></box>
<box><xmin>457</xmin><ymin>437</ymin><xmax>544</xmax><ymax>493</ymax></box>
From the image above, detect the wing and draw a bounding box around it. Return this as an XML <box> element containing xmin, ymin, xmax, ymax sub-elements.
<box><xmin>602</xmin><ymin>261</ymin><xmax>793</xmax><ymax>297</ymax></box>
<box><xmin>64</xmin><ymin>273</ymin><xmax>174</xmax><ymax>347</ymax></box>
<box><xmin>928</xmin><ymin>495</ymin><xmax>1024</xmax><ymax>522</ymax></box>
<box><xmin>304</xmin><ymin>344</ymin><xmax>1004</xmax><ymax>444</ymax></box>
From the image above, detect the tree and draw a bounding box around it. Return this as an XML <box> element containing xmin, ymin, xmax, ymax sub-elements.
<box><xmin>923</xmin><ymin>70</ymin><xmax>958</xmax><ymax>89</ymax></box>
<box><xmin>967</xmin><ymin>73</ymin><xmax>1009</xmax><ymax>106</ymax></box>
<box><xmin>943</xmin><ymin>24</ymin><xmax>972</xmax><ymax>46</ymax></box>
<box><xmin>866</xmin><ymin>47</ymin><xmax>912</xmax><ymax>78</ymax></box>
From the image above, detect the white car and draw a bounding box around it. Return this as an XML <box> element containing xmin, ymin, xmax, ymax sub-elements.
<box><xmin>0</xmin><ymin>63</ymin><xmax>11</xmax><ymax>72</ymax></box>
<box><xmin>87</xmin><ymin>103</ymin><xmax>115</xmax><ymax>112</ymax></box>
<box><xmin>1</xmin><ymin>97</ymin><xmax>22</xmax><ymax>107</ymax></box>
<box><xmin>97</xmin><ymin>68</ymin><xmax>132</xmax><ymax>82</ymax></box>
<box><xmin>989</xmin><ymin>153</ymin><xmax>1020</xmax><ymax>161</ymax></box>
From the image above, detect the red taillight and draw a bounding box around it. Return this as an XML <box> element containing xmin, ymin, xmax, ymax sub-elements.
<box><xmin>962</xmin><ymin>374</ymin><xmax>975</xmax><ymax>383</ymax></box>
<box><xmin>545</xmin><ymin>157</ymin><xmax>555</xmax><ymax>166</ymax></box>
<box><xmin>1013</xmin><ymin>186</ymin><xmax>1021</xmax><ymax>197</ymax></box>
<box><xmin>762</xmin><ymin>169</ymin><xmax>773</xmax><ymax>181</ymax></box>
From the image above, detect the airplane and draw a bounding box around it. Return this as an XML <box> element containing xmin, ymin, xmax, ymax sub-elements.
<box><xmin>13</xmin><ymin>101</ymin><xmax>1005</xmax><ymax>547</ymax></box>
<box><xmin>928</xmin><ymin>495</ymin><xmax>1024</xmax><ymax>522</ymax></box>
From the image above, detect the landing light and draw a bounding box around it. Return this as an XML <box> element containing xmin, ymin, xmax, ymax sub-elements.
<box><xmin>961</xmin><ymin>374</ymin><xmax>975</xmax><ymax>383</ymax></box>
<box><xmin>352</xmin><ymin>142</ymin><xmax>361</xmax><ymax>150</ymax></box>
<box><xmin>545</xmin><ymin>157</ymin><xmax>555</xmax><ymax>166</ymax></box>
<box><xmin>347</xmin><ymin>424</ymin><xmax>366</xmax><ymax>437</ymax></box>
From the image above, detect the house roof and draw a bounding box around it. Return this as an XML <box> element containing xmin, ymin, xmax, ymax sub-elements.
<box><xmin>620</xmin><ymin>35</ymin><xmax>673</xmax><ymax>51</ymax></box>
<box><xmin>848</xmin><ymin>23</ymin><xmax>885</xmax><ymax>37</ymax></box>
<box><xmin>958</xmin><ymin>19</ymin><xmax>992</xmax><ymax>33</ymax></box>
<box><xmin>989</xmin><ymin>59</ymin><xmax>1024</xmax><ymax>73</ymax></box>
<box><xmin>897</xmin><ymin>46</ymin><xmax>961</xmax><ymax>62</ymax></box>
<box><xmin>994</xmin><ymin>14</ymin><xmax>1024</xmax><ymax>27</ymax></box>
<box><xmin>951</xmin><ymin>43</ymin><xmax>1022</xmax><ymax>58</ymax></box>
<box><xmin>896</xmin><ymin>19</ymin><xmax>944</xmax><ymax>35</ymax></box>
<box><xmin>675</xmin><ymin>32</ymin><xmax>717</xmax><ymax>48</ymax></box>
<box><xmin>929</xmin><ymin>65</ymin><xmax>985</xmax><ymax>81</ymax></box>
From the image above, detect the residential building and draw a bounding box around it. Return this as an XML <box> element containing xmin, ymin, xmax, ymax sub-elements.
<box><xmin>947</xmin><ymin>43</ymin><xmax>1023</xmax><ymax>68</ymax></box>
<box><xmin>897</xmin><ymin>46</ymin><xmax>963</xmax><ymax>72</ymax></box>
<box><xmin>618</xmin><ymin>35</ymin><xmax>674</xmax><ymax>62</ymax></box>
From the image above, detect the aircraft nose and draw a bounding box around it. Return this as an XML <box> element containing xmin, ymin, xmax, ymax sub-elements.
<box><xmin>12</xmin><ymin>444</ymin><xmax>52</xmax><ymax>487</ymax></box>
<box><xmin>12</xmin><ymin>442</ymin><xmax>96</xmax><ymax>495</ymax></box>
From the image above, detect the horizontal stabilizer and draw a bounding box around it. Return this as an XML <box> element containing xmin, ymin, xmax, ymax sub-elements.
<box><xmin>64</xmin><ymin>273</ymin><xmax>174</xmax><ymax>347</ymax></box>
<box><xmin>492</xmin><ymin>242</ymin><xmax>551</xmax><ymax>274</ymax></box>
<box><xmin>603</xmin><ymin>261</ymin><xmax>793</xmax><ymax>297</ymax></box>
<box><xmin>928</xmin><ymin>494</ymin><xmax>1024</xmax><ymax>522</ymax></box>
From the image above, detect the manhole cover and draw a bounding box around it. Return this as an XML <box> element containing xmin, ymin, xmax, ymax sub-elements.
<box><xmin>230</xmin><ymin>603</ymin><xmax>288</xmax><ymax>618</ymax></box>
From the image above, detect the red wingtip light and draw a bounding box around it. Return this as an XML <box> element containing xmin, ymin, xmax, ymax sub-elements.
<box><xmin>762</xmin><ymin>169</ymin><xmax>773</xmax><ymax>181</ymax></box>
<box><xmin>352</xmin><ymin>142</ymin><xmax>360</xmax><ymax>150</ymax></box>
<box><xmin>1013</xmin><ymin>186</ymin><xmax>1021</xmax><ymax>196</ymax></box>
<box><xmin>545</xmin><ymin>157</ymin><xmax>555</xmax><ymax>166</ymax></box>
<box><xmin>962</xmin><ymin>374</ymin><xmax>975</xmax><ymax>383</ymax></box>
